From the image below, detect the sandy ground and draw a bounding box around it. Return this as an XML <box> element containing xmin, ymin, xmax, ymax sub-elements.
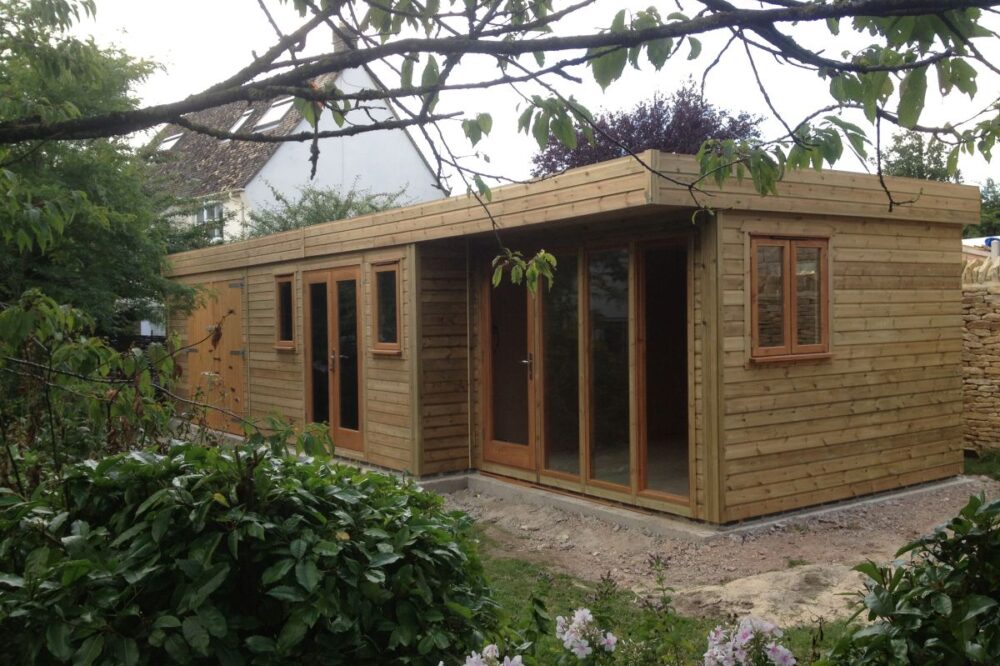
<box><xmin>444</xmin><ymin>475</ymin><xmax>1000</xmax><ymax>626</ymax></box>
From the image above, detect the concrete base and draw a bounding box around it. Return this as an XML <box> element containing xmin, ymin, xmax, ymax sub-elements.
<box><xmin>420</xmin><ymin>472</ymin><xmax>715</xmax><ymax>540</ymax></box>
<box><xmin>419</xmin><ymin>471</ymin><xmax>976</xmax><ymax>541</ymax></box>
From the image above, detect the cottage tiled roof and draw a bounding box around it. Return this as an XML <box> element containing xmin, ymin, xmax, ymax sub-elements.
<box><xmin>149</xmin><ymin>81</ymin><xmax>330</xmax><ymax>199</ymax></box>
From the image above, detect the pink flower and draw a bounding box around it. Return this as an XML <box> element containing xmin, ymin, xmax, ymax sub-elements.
<box><xmin>464</xmin><ymin>652</ymin><xmax>487</xmax><ymax>666</ymax></box>
<box><xmin>766</xmin><ymin>642</ymin><xmax>796</xmax><ymax>666</ymax></box>
<box><xmin>572</xmin><ymin>608</ymin><xmax>594</xmax><ymax>625</ymax></box>
<box><xmin>502</xmin><ymin>657</ymin><xmax>524</xmax><ymax>666</ymax></box>
<box><xmin>482</xmin><ymin>644</ymin><xmax>500</xmax><ymax>659</ymax></box>
<box><xmin>601</xmin><ymin>632</ymin><xmax>618</xmax><ymax>652</ymax></box>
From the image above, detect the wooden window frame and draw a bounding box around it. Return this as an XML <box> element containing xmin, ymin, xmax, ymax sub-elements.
<box><xmin>749</xmin><ymin>235</ymin><xmax>829</xmax><ymax>361</ymax></box>
<box><xmin>371</xmin><ymin>260</ymin><xmax>402</xmax><ymax>354</ymax></box>
<box><xmin>274</xmin><ymin>274</ymin><xmax>296</xmax><ymax>351</ymax></box>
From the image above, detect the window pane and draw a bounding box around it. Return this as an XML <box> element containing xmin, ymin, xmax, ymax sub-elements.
<box><xmin>588</xmin><ymin>249</ymin><xmax>630</xmax><ymax>486</ymax></box>
<box><xmin>756</xmin><ymin>245</ymin><xmax>785</xmax><ymax>348</ymax></box>
<box><xmin>796</xmin><ymin>246</ymin><xmax>822</xmax><ymax>346</ymax></box>
<box><xmin>278</xmin><ymin>280</ymin><xmax>293</xmax><ymax>341</ymax></box>
<box><xmin>308</xmin><ymin>283</ymin><xmax>329</xmax><ymax>423</ymax></box>
<box><xmin>376</xmin><ymin>269</ymin><xmax>398</xmax><ymax>344</ymax></box>
<box><xmin>643</xmin><ymin>246</ymin><xmax>688</xmax><ymax>496</ymax></box>
<box><xmin>543</xmin><ymin>252</ymin><xmax>579</xmax><ymax>475</ymax></box>
<box><xmin>490</xmin><ymin>280</ymin><xmax>529</xmax><ymax>445</ymax></box>
<box><xmin>337</xmin><ymin>279</ymin><xmax>359</xmax><ymax>431</ymax></box>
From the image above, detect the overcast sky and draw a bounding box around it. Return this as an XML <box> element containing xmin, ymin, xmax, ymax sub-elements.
<box><xmin>79</xmin><ymin>0</ymin><xmax>999</xmax><ymax>190</ymax></box>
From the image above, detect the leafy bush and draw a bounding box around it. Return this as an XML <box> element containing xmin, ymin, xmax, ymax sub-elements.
<box><xmin>0</xmin><ymin>291</ymin><xmax>179</xmax><ymax>493</ymax></box>
<box><xmin>825</xmin><ymin>494</ymin><xmax>1000</xmax><ymax>664</ymax></box>
<box><xmin>0</xmin><ymin>441</ymin><xmax>497</xmax><ymax>664</ymax></box>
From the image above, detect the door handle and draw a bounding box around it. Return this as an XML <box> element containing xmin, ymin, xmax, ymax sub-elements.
<box><xmin>330</xmin><ymin>351</ymin><xmax>336</xmax><ymax>372</ymax></box>
<box><xmin>519</xmin><ymin>353</ymin><xmax>533</xmax><ymax>380</ymax></box>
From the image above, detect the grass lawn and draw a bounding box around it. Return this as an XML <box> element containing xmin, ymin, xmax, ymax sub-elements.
<box><xmin>966</xmin><ymin>450</ymin><xmax>1000</xmax><ymax>480</ymax></box>
<box><xmin>479</xmin><ymin>544</ymin><xmax>849</xmax><ymax>664</ymax></box>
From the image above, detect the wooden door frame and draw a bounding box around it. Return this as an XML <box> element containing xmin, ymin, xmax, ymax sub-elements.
<box><xmin>303</xmin><ymin>267</ymin><xmax>365</xmax><ymax>452</ymax></box>
<box><xmin>635</xmin><ymin>238</ymin><xmax>695</xmax><ymax>506</ymax></box>
<box><xmin>479</xmin><ymin>275</ymin><xmax>536</xmax><ymax>470</ymax></box>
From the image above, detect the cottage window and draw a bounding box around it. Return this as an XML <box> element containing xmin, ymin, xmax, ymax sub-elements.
<box><xmin>275</xmin><ymin>275</ymin><xmax>295</xmax><ymax>349</ymax></box>
<box><xmin>196</xmin><ymin>202</ymin><xmax>225</xmax><ymax>243</ymax></box>
<box><xmin>372</xmin><ymin>261</ymin><xmax>401</xmax><ymax>353</ymax></box>
<box><xmin>750</xmin><ymin>236</ymin><xmax>829</xmax><ymax>359</ymax></box>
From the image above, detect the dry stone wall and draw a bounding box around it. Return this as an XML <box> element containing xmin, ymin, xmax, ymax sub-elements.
<box><xmin>962</xmin><ymin>256</ymin><xmax>1000</xmax><ymax>452</ymax></box>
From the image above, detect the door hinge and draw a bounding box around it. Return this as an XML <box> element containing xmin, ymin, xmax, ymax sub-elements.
<box><xmin>229</xmin><ymin>281</ymin><xmax>245</xmax><ymax>289</ymax></box>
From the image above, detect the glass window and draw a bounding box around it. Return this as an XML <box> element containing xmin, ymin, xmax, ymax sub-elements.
<box><xmin>158</xmin><ymin>132</ymin><xmax>183</xmax><ymax>151</ymax></box>
<box><xmin>750</xmin><ymin>236</ymin><xmax>829</xmax><ymax>359</ymax></box>
<box><xmin>372</xmin><ymin>262</ymin><xmax>401</xmax><ymax>352</ymax></box>
<box><xmin>588</xmin><ymin>248</ymin><xmax>630</xmax><ymax>486</ymax></box>
<box><xmin>275</xmin><ymin>276</ymin><xmax>295</xmax><ymax>348</ymax></box>
<box><xmin>254</xmin><ymin>97</ymin><xmax>294</xmax><ymax>130</ymax></box>
<box><xmin>543</xmin><ymin>252</ymin><xmax>579</xmax><ymax>476</ymax></box>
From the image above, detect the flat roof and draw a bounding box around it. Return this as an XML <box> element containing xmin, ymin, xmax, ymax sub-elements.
<box><xmin>168</xmin><ymin>151</ymin><xmax>980</xmax><ymax>278</ymax></box>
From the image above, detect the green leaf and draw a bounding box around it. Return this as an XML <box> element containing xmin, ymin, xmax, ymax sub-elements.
<box><xmin>153</xmin><ymin>615</ymin><xmax>182</xmax><ymax>629</ymax></box>
<box><xmin>115</xmin><ymin>638</ymin><xmax>139</xmax><ymax>666</ymax></box>
<box><xmin>46</xmin><ymin>623</ymin><xmax>73</xmax><ymax>661</ymax></box>
<box><xmin>589</xmin><ymin>48</ymin><xmax>627</xmax><ymax>90</ymax></box>
<box><xmin>960</xmin><ymin>594</ymin><xmax>997</xmax><ymax>622</ymax></box>
<box><xmin>183</xmin><ymin>616</ymin><xmax>211</xmax><ymax>655</ymax></box>
<box><xmin>197</xmin><ymin>606</ymin><xmax>228</xmax><ymax>638</ymax></box>
<box><xmin>262</xmin><ymin>559</ymin><xmax>295</xmax><ymax>586</ymax></box>
<box><xmin>551</xmin><ymin>114</ymin><xmax>577</xmax><ymax>149</ymax></box>
<box><xmin>400</xmin><ymin>58</ymin><xmax>414</xmax><ymax>90</ymax></box>
<box><xmin>277</xmin><ymin>615</ymin><xmax>308</xmax><ymax>652</ymax></box>
<box><xmin>491</xmin><ymin>265</ymin><xmax>503</xmax><ymax>287</ymax></box>
<box><xmin>0</xmin><ymin>573</ymin><xmax>25</xmax><ymax>588</ymax></box>
<box><xmin>295</xmin><ymin>559</ymin><xmax>321</xmax><ymax>592</ymax></box>
<box><xmin>476</xmin><ymin>112</ymin><xmax>492</xmax><ymax>135</ymax></box>
<box><xmin>421</xmin><ymin>55</ymin><xmax>440</xmax><ymax>88</ymax></box>
<box><xmin>246</xmin><ymin>636</ymin><xmax>276</xmax><ymax>653</ymax></box>
<box><xmin>267</xmin><ymin>585</ymin><xmax>307</xmax><ymax>602</ymax></box>
<box><xmin>897</xmin><ymin>67</ymin><xmax>927</xmax><ymax>128</ymax></box>
<box><xmin>646</xmin><ymin>38</ymin><xmax>672</xmax><ymax>69</ymax></box>
<box><xmin>687</xmin><ymin>37</ymin><xmax>702</xmax><ymax>60</ymax></box>
<box><xmin>370</xmin><ymin>551</ymin><xmax>403</xmax><ymax>568</ymax></box>
<box><xmin>73</xmin><ymin>635</ymin><xmax>104</xmax><ymax>666</ymax></box>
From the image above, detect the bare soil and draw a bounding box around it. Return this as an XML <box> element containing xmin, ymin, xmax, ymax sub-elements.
<box><xmin>444</xmin><ymin>476</ymin><xmax>1000</xmax><ymax>626</ymax></box>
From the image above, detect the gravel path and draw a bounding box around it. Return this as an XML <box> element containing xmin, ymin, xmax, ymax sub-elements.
<box><xmin>444</xmin><ymin>475</ymin><xmax>1000</xmax><ymax>625</ymax></box>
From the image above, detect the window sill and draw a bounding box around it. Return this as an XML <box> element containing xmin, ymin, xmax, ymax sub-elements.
<box><xmin>274</xmin><ymin>344</ymin><xmax>296</xmax><ymax>353</ymax></box>
<box><xmin>370</xmin><ymin>348</ymin><xmax>403</xmax><ymax>357</ymax></box>
<box><xmin>749</xmin><ymin>352</ymin><xmax>832</xmax><ymax>365</ymax></box>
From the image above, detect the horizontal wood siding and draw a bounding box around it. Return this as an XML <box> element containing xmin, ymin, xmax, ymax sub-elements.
<box><xmin>720</xmin><ymin>212</ymin><xmax>964</xmax><ymax>521</ymax></box>
<box><xmin>418</xmin><ymin>241</ymin><xmax>471</xmax><ymax>475</ymax></box>
<box><xmin>169</xmin><ymin>248</ymin><xmax>417</xmax><ymax>472</ymax></box>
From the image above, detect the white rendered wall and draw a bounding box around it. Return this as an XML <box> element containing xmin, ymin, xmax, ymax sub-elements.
<box><xmin>244</xmin><ymin>67</ymin><xmax>443</xmax><ymax>214</ymax></box>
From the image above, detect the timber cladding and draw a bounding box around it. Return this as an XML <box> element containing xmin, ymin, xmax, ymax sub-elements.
<box><xmin>165</xmin><ymin>151</ymin><xmax>980</xmax><ymax>524</ymax></box>
<box><xmin>719</xmin><ymin>212</ymin><xmax>965</xmax><ymax>522</ymax></box>
<box><xmin>171</xmin><ymin>247</ymin><xmax>416</xmax><ymax>471</ymax></box>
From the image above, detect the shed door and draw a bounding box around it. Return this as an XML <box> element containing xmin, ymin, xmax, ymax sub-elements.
<box><xmin>184</xmin><ymin>280</ymin><xmax>245</xmax><ymax>434</ymax></box>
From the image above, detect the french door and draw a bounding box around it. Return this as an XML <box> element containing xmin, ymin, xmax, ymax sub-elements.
<box><xmin>304</xmin><ymin>267</ymin><xmax>363</xmax><ymax>451</ymax></box>
<box><xmin>483</xmin><ymin>242</ymin><xmax>691</xmax><ymax>503</ymax></box>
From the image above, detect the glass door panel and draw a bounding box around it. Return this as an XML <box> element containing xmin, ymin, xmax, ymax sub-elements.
<box><xmin>641</xmin><ymin>245</ymin><xmax>689</xmax><ymax>497</ymax></box>
<box><xmin>331</xmin><ymin>268</ymin><xmax>363</xmax><ymax>450</ymax></box>
<box><xmin>542</xmin><ymin>252</ymin><xmax>580</xmax><ymax>476</ymax></box>
<box><xmin>485</xmin><ymin>278</ymin><xmax>534</xmax><ymax>469</ymax></box>
<box><xmin>588</xmin><ymin>249</ymin><xmax>631</xmax><ymax>487</ymax></box>
<box><xmin>307</xmin><ymin>280</ymin><xmax>330</xmax><ymax>424</ymax></box>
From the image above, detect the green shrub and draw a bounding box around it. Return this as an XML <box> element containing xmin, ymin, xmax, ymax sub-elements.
<box><xmin>825</xmin><ymin>494</ymin><xmax>1000</xmax><ymax>664</ymax></box>
<box><xmin>0</xmin><ymin>442</ymin><xmax>497</xmax><ymax>664</ymax></box>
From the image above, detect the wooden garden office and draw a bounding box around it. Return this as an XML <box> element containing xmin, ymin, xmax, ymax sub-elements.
<box><xmin>167</xmin><ymin>151</ymin><xmax>979</xmax><ymax>524</ymax></box>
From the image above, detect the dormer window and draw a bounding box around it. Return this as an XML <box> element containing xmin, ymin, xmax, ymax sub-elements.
<box><xmin>158</xmin><ymin>132</ymin><xmax>183</xmax><ymax>151</ymax></box>
<box><xmin>254</xmin><ymin>97</ymin><xmax>294</xmax><ymax>131</ymax></box>
<box><xmin>227</xmin><ymin>109</ymin><xmax>254</xmax><ymax>136</ymax></box>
